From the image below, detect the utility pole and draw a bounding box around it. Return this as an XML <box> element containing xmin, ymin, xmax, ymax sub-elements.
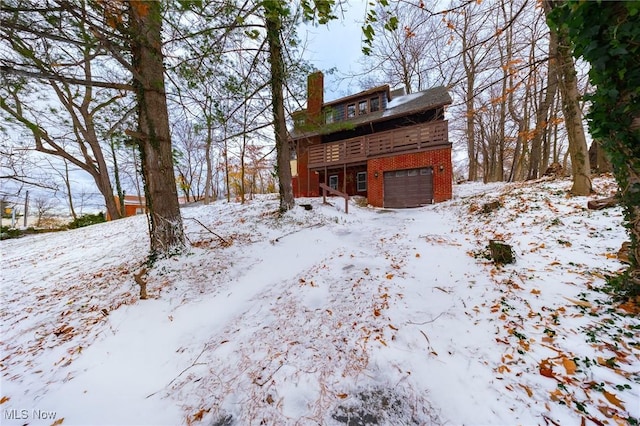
<box><xmin>23</xmin><ymin>190</ymin><xmax>29</xmax><ymax>228</ymax></box>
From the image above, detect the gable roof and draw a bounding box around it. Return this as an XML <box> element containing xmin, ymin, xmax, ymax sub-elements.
<box><xmin>290</xmin><ymin>85</ymin><xmax>452</xmax><ymax>140</ymax></box>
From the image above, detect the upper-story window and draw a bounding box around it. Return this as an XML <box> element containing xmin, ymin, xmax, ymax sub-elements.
<box><xmin>358</xmin><ymin>100</ymin><xmax>368</xmax><ymax>115</ymax></box>
<box><xmin>347</xmin><ymin>103</ymin><xmax>356</xmax><ymax>118</ymax></box>
<box><xmin>293</xmin><ymin>111</ymin><xmax>305</xmax><ymax>128</ymax></box>
<box><xmin>325</xmin><ymin>109</ymin><xmax>334</xmax><ymax>124</ymax></box>
<box><xmin>370</xmin><ymin>96</ymin><xmax>380</xmax><ymax>112</ymax></box>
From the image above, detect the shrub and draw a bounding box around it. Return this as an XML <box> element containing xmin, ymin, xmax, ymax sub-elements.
<box><xmin>68</xmin><ymin>212</ymin><xmax>105</xmax><ymax>229</ymax></box>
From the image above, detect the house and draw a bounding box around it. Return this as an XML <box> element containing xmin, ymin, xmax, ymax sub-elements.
<box><xmin>290</xmin><ymin>72</ymin><xmax>453</xmax><ymax>208</ymax></box>
<box><xmin>107</xmin><ymin>194</ymin><xmax>147</xmax><ymax>220</ymax></box>
<box><xmin>106</xmin><ymin>194</ymin><xmax>195</xmax><ymax>220</ymax></box>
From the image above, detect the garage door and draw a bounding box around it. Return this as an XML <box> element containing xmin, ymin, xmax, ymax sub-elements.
<box><xmin>383</xmin><ymin>167</ymin><xmax>433</xmax><ymax>208</ymax></box>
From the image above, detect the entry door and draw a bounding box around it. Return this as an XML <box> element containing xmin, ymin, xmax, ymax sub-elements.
<box><xmin>383</xmin><ymin>168</ymin><xmax>433</xmax><ymax>208</ymax></box>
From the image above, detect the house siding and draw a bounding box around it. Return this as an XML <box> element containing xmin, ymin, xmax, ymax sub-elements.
<box><xmin>293</xmin><ymin>136</ymin><xmax>321</xmax><ymax>197</ymax></box>
<box><xmin>366</xmin><ymin>147</ymin><xmax>452</xmax><ymax>207</ymax></box>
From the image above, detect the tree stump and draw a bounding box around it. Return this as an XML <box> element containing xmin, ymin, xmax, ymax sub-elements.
<box><xmin>482</xmin><ymin>201</ymin><xmax>501</xmax><ymax>214</ymax></box>
<box><xmin>543</xmin><ymin>162</ymin><xmax>565</xmax><ymax>178</ymax></box>
<box><xmin>489</xmin><ymin>240</ymin><xmax>514</xmax><ymax>264</ymax></box>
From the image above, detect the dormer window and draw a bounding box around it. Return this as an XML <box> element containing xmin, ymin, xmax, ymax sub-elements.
<box><xmin>370</xmin><ymin>96</ymin><xmax>380</xmax><ymax>112</ymax></box>
<box><xmin>347</xmin><ymin>103</ymin><xmax>356</xmax><ymax>118</ymax></box>
<box><xmin>325</xmin><ymin>109</ymin><xmax>334</xmax><ymax>124</ymax></box>
<box><xmin>292</xmin><ymin>111</ymin><xmax>306</xmax><ymax>128</ymax></box>
<box><xmin>358</xmin><ymin>100</ymin><xmax>368</xmax><ymax>115</ymax></box>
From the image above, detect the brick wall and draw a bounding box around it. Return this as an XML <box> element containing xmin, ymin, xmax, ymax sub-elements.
<box><xmin>366</xmin><ymin>147</ymin><xmax>453</xmax><ymax>207</ymax></box>
<box><xmin>294</xmin><ymin>137</ymin><xmax>321</xmax><ymax>197</ymax></box>
<box><xmin>307</xmin><ymin>72</ymin><xmax>324</xmax><ymax>126</ymax></box>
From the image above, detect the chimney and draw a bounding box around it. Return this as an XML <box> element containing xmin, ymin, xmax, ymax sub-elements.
<box><xmin>307</xmin><ymin>71</ymin><xmax>324</xmax><ymax>126</ymax></box>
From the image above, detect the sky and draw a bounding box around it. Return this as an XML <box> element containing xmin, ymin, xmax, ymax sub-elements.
<box><xmin>300</xmin><ymin>0</ymin><xmax>369</xmax><ymax>101</ymax></box>
<box><xmin>1</xmin><ymin>174</ymin><xmax>637</xmax><ymax>425</ymax></box>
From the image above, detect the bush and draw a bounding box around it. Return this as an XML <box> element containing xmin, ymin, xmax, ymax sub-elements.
<box><xmin>68</xmin><ymin>212</ymin><xmax>105</xmax><ymax>229</ymax></box>
<box><xmin>0</xmin><ymin>226</ymin><xmax>22</xmax><ymax>240</ymax></box>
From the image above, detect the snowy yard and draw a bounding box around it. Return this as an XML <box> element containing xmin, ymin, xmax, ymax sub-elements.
<box><xmin>1</xmin><ymin>175</ymin><xmax>637</xmax><ymax>425</ymax></box>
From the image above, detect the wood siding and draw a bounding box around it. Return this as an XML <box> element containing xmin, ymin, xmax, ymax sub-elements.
<box><xmin>308</xmin><ymin>120</ymin><xmax>448</xmax><ymax>169</ymax></box>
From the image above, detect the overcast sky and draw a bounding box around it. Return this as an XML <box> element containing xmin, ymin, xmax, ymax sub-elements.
<box><xmin>300</xmin><ymin>0</ymin><xmax>369</xmax><ymax>101</ymax></box>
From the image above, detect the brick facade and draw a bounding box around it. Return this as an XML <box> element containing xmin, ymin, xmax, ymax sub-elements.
<box><xmin>366</xmin><ymin>147</ymin><xmax>453</xmax><ymax>207</ymax></box>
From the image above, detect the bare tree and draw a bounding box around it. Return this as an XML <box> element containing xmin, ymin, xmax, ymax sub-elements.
<box><xmin>0</xmin><ymin>1</ymin><xmax>132</xmax><ymax>220</ymax></box>
<box><xmin>33</xmin><ymin>195</ymin><xmax>56</xmax><ymax>227</ymax></box>
<box><xmin>543</xmin><ymin>0</ymin><xmax>591</xmax><ymax>195</ymax></box>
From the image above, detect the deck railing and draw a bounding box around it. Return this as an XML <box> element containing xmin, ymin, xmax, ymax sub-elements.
<box><xmin>307</xmin><ymin>120</ymin><xmax>448</xmax><ymax>169</ymax></box>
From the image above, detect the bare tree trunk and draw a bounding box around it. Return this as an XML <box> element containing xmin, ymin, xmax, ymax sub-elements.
<box><xmin>544</xmin><ymin>0</ymin><xmax>591</xmax><ymax>195</ymax></box>
<box><xmin>530</xmin><ymin>29</ymin><xmax>558</xmax><ymax>180</ymax></box>
<box><xmin>265</xmin><ymin>5</ymin><xmax>295</xmax><ymax>212</ymax></box>
<box><xmin>129</xmin><ymin>0</ymin><xmax>185</xmax><ymax>258</ymax></box>
<box><xmin>589</xmin><ymin>140</ymin><xmax>612</xmax><ymax>174</ymax></box>
<box><xmin>223</xmin><ymin>127</ymin><xmax>230</xmax><ymax>202</ymax></box>
<box><xmin>61</xmin><ymin>158</ymin><xmax>77</xmax><ymax>220</ymax></box>
<box><xmin>109</xmin><ymin>136</ymin><xmax>125</xmax><ymax>216</ymax></box>
<box><xmin>204</xmin><ymin>122</ymin><xmax>213</xmax><ymax>205</ymax></box>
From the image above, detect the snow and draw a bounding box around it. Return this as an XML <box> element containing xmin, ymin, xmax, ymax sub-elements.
<box><xmin>1</xmin><ymin>175</ymin><xmax>638</xmax><ymax>426</ymax></box>
<box><xmin>384</xmin><ymin>92</ymin><xmax>423</xmax><ymax>110</ymax></box>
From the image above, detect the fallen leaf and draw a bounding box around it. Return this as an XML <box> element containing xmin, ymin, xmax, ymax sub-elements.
<box><xmin>518</xmin><ymin>383</ymin><xmax>533</xmax><ymax>397</ymax></box>
<box><xmin>539</xmin><ymin>358</ymin><xmax>554</xmax><ymax>378</ymax></box>
<box><xmin>549</xmin><ymin>389</ymin><xmax>564</xmax><ymax>402</ymax></box>
<box><xmin>603</xmin><ymin>390</ymin><xmax>625</xmax><ymax>410</ymax></box>
<box><xmin>415</xmin><ymin>253</ymin><xmax>420</xmax><ymax>258</ymax></box>
<box><xmin>386</xmin><ymin>273</ymin><xmax>394</xmax><ymax>279</ymax></box>
<box><xmin>337</xmin><ymin>393</ymin><xmax>348</xmax><ymax>399</ymax></box>
<box><xmin>563</xmin><ymin>297</ymin><xmax>592</xmax><ymax>308</ymax></box>
<box><xmin>562</xmin><ymin>357</ymin><xmax>577</xmax><ymax>375</ymax></box>
<box><xmin>497</xmin><ymin>365</ymin><xmax>511</xmax><ymax>374</ymax></box>
<box><xmin>0</xmin><ymin>396</ymin><xmax>9</xmax><ymax>404</ymax></box>
<box><xmin>617</xmin><ymin>300</ymin><xmax>640</xmax><ymax>314</ymax></box>
<box><xmin>50</xmin><ymin>419</ymin><xmax>65</xmax><ymax>426</ymax></box>
<box><xmin>597</xmin><ymin>405</ymin><xmax>616</xmax><ymax>418</ymax></box>
<box><xmin>192</xmin><ymin>408</ymin><xmax>210</xmax><ymax>422</ymax></box>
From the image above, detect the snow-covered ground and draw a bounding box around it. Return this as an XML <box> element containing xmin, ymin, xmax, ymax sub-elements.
<box><xmin>1</xmin><ymin>175</ymin><xmax>637</xmax><ymax>426</ymax></box>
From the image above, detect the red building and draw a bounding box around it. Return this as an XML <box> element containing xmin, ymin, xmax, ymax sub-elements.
<box><xmin>290</xmin><ymin>72</ymin><xmax>453</xmax><ymax>208</ymax></box>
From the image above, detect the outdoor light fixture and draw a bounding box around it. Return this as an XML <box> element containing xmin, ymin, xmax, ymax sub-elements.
<box><xmin>439</xmin><ymin>165</ymin><xmax>445</xmax><ymax>172</ymax></box>
<box><xmin>374</xmin><ymin>171</ymin><xmax>379</xmax><ymax>178</ymax></box>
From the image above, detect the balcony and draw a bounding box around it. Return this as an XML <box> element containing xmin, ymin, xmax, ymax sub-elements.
<box><xmin>307</xmin><ymin>120</ymin><xmax>448</xmax><ymax>169</ymax></box>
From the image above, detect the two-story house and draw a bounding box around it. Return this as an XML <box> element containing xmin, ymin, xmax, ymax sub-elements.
<box><xmin>290</xmin><ymin>72</ymin><xmax>453</xmax><ymax>208</ymax></box>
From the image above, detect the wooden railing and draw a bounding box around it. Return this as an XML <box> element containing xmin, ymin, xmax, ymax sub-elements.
<box><xmin>308</xmin><ymin>120</ymin><xmax>448</xmax><ymax>169</ymax></box>
<box><xmin>319</xmin><ymin>183</ymin><xmax>349</xmax><ymax>214</ymax></box>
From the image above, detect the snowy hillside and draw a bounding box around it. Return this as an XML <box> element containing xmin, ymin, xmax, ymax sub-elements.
<box><xmin>1</xmin><ymin>175</ymin><xmax>637</xmax><ymax>426</ymax></box>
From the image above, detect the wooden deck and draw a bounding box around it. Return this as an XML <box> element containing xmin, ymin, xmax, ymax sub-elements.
<box><xmin>308</xmin><ymin>120</ymin><xmax>448</xmax><ymax>169</ymax></box>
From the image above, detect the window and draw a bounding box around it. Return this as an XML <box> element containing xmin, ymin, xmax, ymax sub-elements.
<box><xmin>325</xmin><ymin>109</ymin><xmax>334</xmax><ymax>124</ymax></box>
<box><xmin>347</xmin><ymin>103</ymin><xmax>356</xmax><ymax>118</ymax></box>
<box><xmin>370</xmin><ymin>96</ymin><xmax>380</xmax><ymax>112</ymax></box>
<box><xmin>395</xmin><ymin>170</ymin><xmax>407</xmax><ymax>177</ymax></box>
<box><xmin>356</xmin><ymin>172</ymin><xmax>367</xmax><ymax>192</ymax></box>
<box><xmin>358</xmin><ymin>100</ymin><xmax>368</xmax><ymax>115</ymax></box>
<box><xmin>329</xmin><ymin>175</ymin><xmax>339</xmax><ymax>190</ymax></box>
<box><xmin>407</xmin><ymin>169</ymin><xmax>418</xmax><ymax>177</ymax></box>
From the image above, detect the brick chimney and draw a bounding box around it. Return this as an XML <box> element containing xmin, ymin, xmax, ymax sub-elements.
<box><xmin>307</xmin><ymin>71</ymin><xmax>324</xmax><ymax>127</ymax></box>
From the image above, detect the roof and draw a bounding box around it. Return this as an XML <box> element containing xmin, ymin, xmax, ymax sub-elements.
<box><xmin>322</xmin><ymin>84</ymin><xmax>391</xmax><ymax>108</ymax></box>
<box><xmin>290</xmin><ymin>86</ymin><xmax>452</xmax><ymax>140</ymax></box>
